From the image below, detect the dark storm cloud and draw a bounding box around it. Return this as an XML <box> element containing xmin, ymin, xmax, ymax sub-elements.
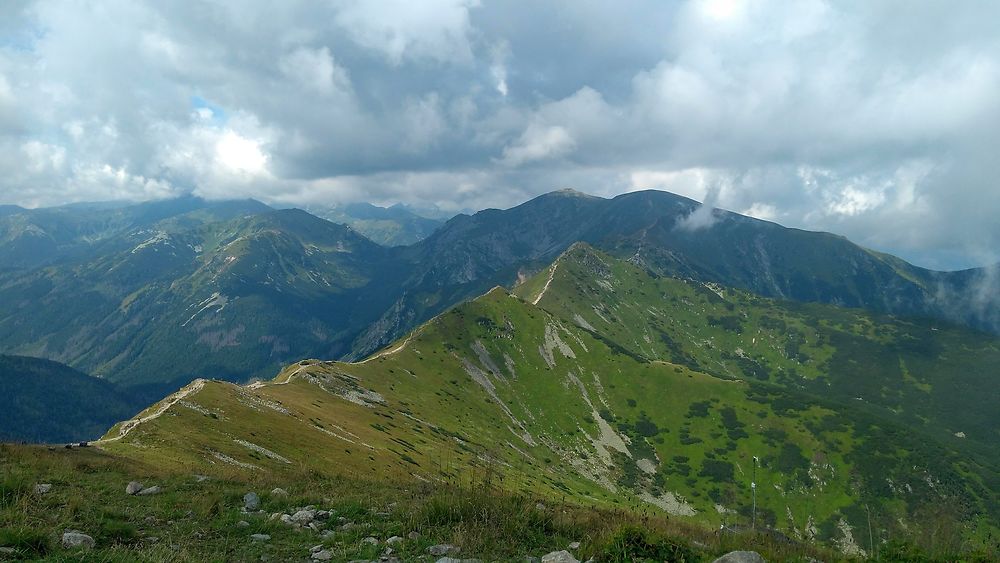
<box><xmin>0</xmin><ymin>0</ymin><xmax>998</xmax><ymax>268</ymax></box>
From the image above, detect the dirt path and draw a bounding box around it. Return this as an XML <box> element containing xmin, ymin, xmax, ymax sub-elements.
<box><xmin>96</xmin><ymin>379</ymin><xmax>207</xmax><ymax>443</ymax></box>
<box><xmin>533</xmin><ymin>263</ymin><xmax>559</xmax><ymax>305</ymax></box>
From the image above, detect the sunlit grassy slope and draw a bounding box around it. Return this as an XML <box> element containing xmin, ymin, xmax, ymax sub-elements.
<box><xmin>90</xmin><ymin>244</ymin><xmax>999</xmax><ymax>558</ymax></box>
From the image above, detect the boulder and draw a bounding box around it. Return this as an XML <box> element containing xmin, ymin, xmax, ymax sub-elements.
<box><xmin>289</xmin><ymin>509</ymin><xmax>316</xmax><ymax>525</ymax></box>
<box><xmin>541</xmin><ymin>551</ymin><xmax>579</xmax><ymax>563</ymax></box>
<box><xmin>428</xmin><ymin>544</ymin><xmax>460</xmax><ymax>556</ymax></box>
<box><xmin>126</xmin><ymin>481</ymin><xmax>144</xmax><ymax>495</ymax></box>
<box><xmin>34</xmin><ymin>483</ymin><xmax>52</xmax><ymax>495</ymax></box>
<box><xmin>61</xmin><ymin>531</ymin><xmax>95</xmax><ymax>549</ymax></box>
<box><xmin>244</xmin><ymin>492</ymin><xmax>260</xmax><ymax>511</ymax></box>
<box><xmin>713</xmin><ymin>551</ymin><xmax>766</xmax><ymax>563</ymax></box>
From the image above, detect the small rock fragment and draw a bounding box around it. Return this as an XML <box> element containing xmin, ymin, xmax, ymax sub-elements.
<box><xmin>250</xmin><ymin>533</ymin><xmax>270</xmax><ymax>542</ymax></box>
<box><xmin>34</xmin><ymin>483</ymin><xmax>52</xmax><ymax>495</ymax></box>
<box><xmin>270</xmin><ymin>487</ymin><xmax>288</xmax><ymax>496</ymax></box>
<box><xmin>137</xmin><ymin>486</ymin><xmax>161</xmax><ymax>496</ymax></box>
<box><xmin>236</xmin><ymin>520</ymin><xmax>250</xmax><ymax>528</ymax></box>
<box><xmin>568</xmin><ymin>541</ymin><xmax>581</xmax><ymax>549</ymax></box>
<box><xmin>386</xmin><ymin>535</ymin><xmax>403</xmax><ymax>545</ymax></box>
<box><xmin>311</xmin><ymin>550</ymin><xmax>333</xmax><ymax>561</ymax></box>
<box><xmin>126</xmin><ymin>481</ymin><xmax>144</xmax><ymax>495</ymax></box>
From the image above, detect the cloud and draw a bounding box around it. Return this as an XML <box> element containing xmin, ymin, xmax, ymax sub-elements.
<box><xmin>0</xmin><ymin>0</ymin><xmax>999</xmax><ymax>269</ymax></box>
<box><xmin>675</xmin><ymin>181</ymin><xmax>723</xmax><ymax>232</ymax></box>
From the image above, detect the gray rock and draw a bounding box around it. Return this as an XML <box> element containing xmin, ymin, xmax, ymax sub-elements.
<box><xmin>270</xmin><ymin>487</ymin><xmax>288</xmax><ymax>496</ymax></box>
<box><xmin>535</xmin><ymin>502</ymin><xmax>547</xmax><ymax>510</ymax></box>
<box><xmin>437</xmin><ymin>559</ymin><xmax>483</xmax><ymax>563</ymax></box>
<box><xmin>236</xmin><ymin>520</ymin><xmax>250</xmax><ymax>528</ymax></box>
<box><xmin>316</xmin><ymin>510</ymin><xmax>331</xmax><ymax>520</ymax></box>
<box><xmin>568</xmin><ymin>541</ymin><xmax>581</xmax><ymax>549</ymax></box>
<box><xmin>34</xmin><ymin>483</ymin><xmax>52</xmax><ymax>495</ymax></box>
<box><xmin>61</xmin><ymin>531</ymin><xmax>95</xmax><ymax>549</ymax></box>
<box><xmin>525</xmin><ymin>557</ymin><xmax>541</xmax><ymax>563</ymax></box>
<box><xmin>310</xmin><ymin>544</ymin><xmax>324</xmax><ymax>553</ymax></box>
<box><xmin>541</xmin><ymin>551</ymin><xmax>579</xmax><ymax>563</ymax></box>
<box><xmin>712</xmin><ymin>551</ymin><xmax>766</xmax><ymax>563</ymax></box>
<box><xmin>250</xmin><ymin>533</ymin><xmax>270</xmax><ymax>542</ymax></box>
<box><xmin>407</xmin><ymin>530</ymin><xmax>421</xmax><ymax>540</ymax></box>
<box><xmin>193</xmin><ymin>474</ymin><xmax>209</xmax><ymax>482</ymax></box>
<box><xmin>428</xmin><ymin>544</ymin><xmax>460</xmax><ymax>556</ymax></box>
<box><xmin>311</xmin><ymin>550</ymin><xmax>333</xmax><ymax>561</ymax></box>
<box><xmin>362</xmin><ymin>536</ymin><xmax>378</xmax><ymax>545</ymax></box>
<box><xmin>290</xmin><ymin>509</ymin><xmax>316</xmax><ymax>525</ymax></box>
<box><xmin>0</xmin><ymin>547</ymin><xmax>17</xmax><ymax>554</ymax></box>
<box><xmin>126</xmin><ymin>481</ymin><xmax>144</xmax><ymax>495</ymax></box>
<box><xmin>137</xmin><ymin>486</ymin><xmax>161</xmax><ymax>496</ymax></box>
<box><xmin>244</xmin><ymin>492</ymin><xmax>260</xmax><ymax>511</ymax></box>
<box><xmin>386</xmin><ymin>535</ymin><xmax>403</xmax><ymax>545</ymax></box>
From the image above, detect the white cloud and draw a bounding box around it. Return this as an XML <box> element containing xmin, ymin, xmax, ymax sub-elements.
<box><xmin>501</xmin><ymin>124</ymin><xmax>575</xmax><ymax>166</ymax></box>
<box><xmin>279</xmin><ymin>46</ymin><xmax>350</xmax><ymax>96</ymax></box>
<box><xmin>334</xmin><ymin>0</ymin><xmax>478</xmax><ymax>64</ymax></box>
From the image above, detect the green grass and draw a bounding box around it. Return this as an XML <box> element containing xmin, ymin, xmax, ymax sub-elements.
<box><xmin>0</xmin><ymin>444</ymin><xmax>841</xmax><ymax>561</ymax></box>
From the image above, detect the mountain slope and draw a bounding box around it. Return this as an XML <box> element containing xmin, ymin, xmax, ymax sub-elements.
<box><xmin>515</xmin><ymin>243</ymin><xmax>1000</xmax><ymax>460</ymax></box>
<box><xmin>99</xmin><ymin>277</ymin><xmax>1000</xmax><ymax>554</ymax></box>
<box><xmin>354</xmin><ymin>189</ymin><xmax>999</xmax><ymax>358</ymax></box>
<box><xmin>0</xmin><ymin>209</ymin><xmax>402</xmax><ymax>387</ymax></box>
<box><xmin>2</xmin><ymin>189</ymin><xmax>997</xmax><ymax>393</ymax></box>
<box><xmin>0</xmin><ymin>197</ymin><xmax>272</xmax><ymax>271</ymax></box>
<box><xmin>306</xmin><ymin>202</ymin><xmax>445</xmax><ymax>246</ymax></box>
<box><xmin>0</xmin><ymin>355</ymin><xmax>136</xmax><ymax>443</ymax></box>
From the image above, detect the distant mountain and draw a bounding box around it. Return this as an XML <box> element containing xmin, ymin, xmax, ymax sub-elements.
<box><xmin>306</xmin><ymin>202</ymin><xmax>445</xmax><ymax>246</ymax></box>
<box><xmin>0</xmin><ymin>207</ymin><xmax>401</xmax><ymax>386</ymax></box>
<box><xmin>0</xmin><ymin>196</ymin><xmax>272</xmax><ymax>271</ymax></box>
<box><xmin>0</xmin><ymin>204</ymin><xmax>25</xmax><ymax>217</ymax></box>
<box><xmin>0</xmin><ymin>355</ymin><xmax>135</xmax><ymax>443</ymax></box>
<box><xmin>1</xmin><ymin>189</ymin><xmax>997</xmax><ymax>390</ymax></box>
<box><xmin>353</xmin><ymin>189</ymin><xmax>1000</xmax><ymax>355</ymax></box>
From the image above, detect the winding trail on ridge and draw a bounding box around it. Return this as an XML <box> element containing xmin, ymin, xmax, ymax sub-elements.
<box><xmin>96</xmin><ymin>379</ymin><xmax>207</xmax><ymax>443</ymax></box>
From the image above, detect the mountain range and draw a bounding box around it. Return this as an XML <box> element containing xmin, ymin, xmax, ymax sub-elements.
<box><xmin>1</xmin><ymin>189</ymin><xmax>996</xmax><ymax>394</ymax></box>
<box><xmin>1</xmin><ymin>190</ymin><xmax>998</xmax><ymax>558</ymax></box>
<box><xmin>92</xmin><ymin>243</ymin><xmax>999</xmax><ymax>556</ymax></box>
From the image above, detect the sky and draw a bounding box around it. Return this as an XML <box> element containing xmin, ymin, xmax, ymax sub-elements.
<box><xmin>1</xmin><ymin>0</ymin><xmax>998</xmax><ymax>270</ymax></box>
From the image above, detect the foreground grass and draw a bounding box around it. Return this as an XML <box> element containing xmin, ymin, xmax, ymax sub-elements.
<box><xmin>0</xmin><ymin>444</ymin><xmax>991</xmax><ymax>561</ymax></box>
<box><xmin>0</xmin><ymin>443</ymin><xmax>830</xmax><ymax>562</ymax></box>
